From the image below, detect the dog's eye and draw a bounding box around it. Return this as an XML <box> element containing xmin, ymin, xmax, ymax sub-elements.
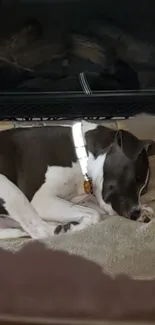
<box><xmin>108</xmin><ymin>184</ymin><xmax>115</xmax><ymax>191</ymax></box>
<box><xmin>136</xmin><ymin>175</ymin><xmax>141</xmax><ymax>182</ymax></box>
<box><xmin>120</xmin><ymin>197</ymin><xmax>124</xmax><ymax>205</ymax></box>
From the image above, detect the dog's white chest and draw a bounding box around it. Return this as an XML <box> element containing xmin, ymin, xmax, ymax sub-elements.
<box><xmin>34</xmin><ymin>162</ymin><xmax>85</xmax><ymax>201</ymax></box>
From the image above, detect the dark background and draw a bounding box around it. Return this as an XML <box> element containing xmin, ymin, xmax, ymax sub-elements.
<box><xmin>0</xmin><ymin>0</ymin><xmax>155</xmax><ymax>43</ymax></box>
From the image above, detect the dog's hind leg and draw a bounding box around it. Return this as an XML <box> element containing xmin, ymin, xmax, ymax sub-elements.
<box><xmin>0</xmin><ymin>228</ymin><xmax>28</xmax><ymax>239</ymax></box>
<box><xmin>0</xmin><ymin>215</ymin><xmax>28</xmax><ymax>239</ymax></box>
<box><xmin>0</xmin><ymin>174</ymin><xmax>56</xmax><ymax>239</ymax></box>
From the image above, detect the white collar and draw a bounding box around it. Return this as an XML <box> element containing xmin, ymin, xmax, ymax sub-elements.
<box><xmin>72</xmin><ymin>121</ymin><xmax>89</xmax><ymax>181</ymax></box>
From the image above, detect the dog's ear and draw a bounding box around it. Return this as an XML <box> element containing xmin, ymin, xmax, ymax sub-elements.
<box><xmin>115</xmin><ymin>129</ymin><xmax>153</xmax><ymax>160</ymax></box>
<box><xmin>134</xmin><ymin>147</ymin><xmax>150</xmax><ymax>190</ymax></box>
<box><xmin>141</xmin><ymin>139</ymin><xmax>155</xmax><ymax>156</ymax></box>
<box><xmin>114</xmin><ymin>130</ymin><xmax>123</xmax><ymax>148</ymax></box>
<box><xmin>135</xmin><ymin>147</ymin><xmax>148</xmax><ymax>167</ymax></box>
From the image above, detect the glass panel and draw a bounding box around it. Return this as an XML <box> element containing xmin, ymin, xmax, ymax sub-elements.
<box><xmin>1</xmin><ymin>0</ymin><xmax>155</xmax><ymax>93</ymax></box>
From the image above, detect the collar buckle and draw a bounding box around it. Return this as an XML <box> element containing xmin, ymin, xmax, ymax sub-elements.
<box><xmin>84</xmin><ymin>175</ymin><xmax>93</xmax><ymax>194</ymax></box>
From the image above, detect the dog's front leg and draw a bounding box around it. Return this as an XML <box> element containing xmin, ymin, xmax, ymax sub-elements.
<box><xmin>0</xmin><ymin>174</ymin><xmax>56</xmax><ymax>239</ymax></box>
<box><xmin>138</xmin><ymin>205</ymin><xmax>155</xmax><ymax>223</ymax></box>
<box><xmin>31</xmin><ymin>194</ymin><xmax>100</xmax><ymax>233</ymax></box>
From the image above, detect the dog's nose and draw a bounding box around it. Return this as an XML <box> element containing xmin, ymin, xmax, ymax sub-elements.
<box><xmin>130</xmin><ymin>209</ymin><xmax>141</xmax><ymax>221</ymax></box>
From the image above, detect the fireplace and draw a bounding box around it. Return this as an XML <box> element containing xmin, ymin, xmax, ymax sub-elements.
<box><xmin>0</xmin><ymin>0</ymin><xmax>155</xmax><ymax>119</ymax></box>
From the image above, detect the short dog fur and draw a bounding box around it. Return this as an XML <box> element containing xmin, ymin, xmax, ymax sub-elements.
<box><xmin>0</xmin><ymin>120</ymin><xmax>153</xmax><ymax>239</ymax></box>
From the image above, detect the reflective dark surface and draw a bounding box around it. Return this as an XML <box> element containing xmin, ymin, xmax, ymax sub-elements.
<box><xmin>0</xmin><ymin>0</ymin><xmax>155</xmax><ymax>92</ymax></box>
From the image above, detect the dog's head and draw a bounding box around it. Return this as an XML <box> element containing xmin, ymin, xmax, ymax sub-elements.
<box><xmin>86</xmin><ymin>126</ymin><xmax>153</xmax><ymax>220</ymax></box>
<box><xmin>102</xmin><ymin>130</ymin><xmax>153</xmax><ymax>220</ymax></box>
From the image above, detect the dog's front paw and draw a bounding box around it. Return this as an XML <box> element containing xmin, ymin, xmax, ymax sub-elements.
<box><xmin>138</xmin><ymin>206</ymin><xmax>155</xmax><ymax>223</ymax></box>
<box><xmin>54</xmin><ymin>222</ymin><xmax>79</xmax><ymax>235</ymax></box>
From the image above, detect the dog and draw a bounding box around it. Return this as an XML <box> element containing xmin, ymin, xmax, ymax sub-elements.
<box><xmin>0</xmin><ymin>120</ymin><xmax>153</xmax><ymax>239</ymax></box>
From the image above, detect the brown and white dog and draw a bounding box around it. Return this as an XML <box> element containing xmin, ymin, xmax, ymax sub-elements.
<box><xmin>0</xmin><ymin>120</ymin><xmax>153</xmax><ymax>239</ymax></box>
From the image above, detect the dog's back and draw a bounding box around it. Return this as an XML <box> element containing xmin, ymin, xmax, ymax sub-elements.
<box><xmin>0</xmin><ymin>126</ymin><xmax>77</xmax><ymax>201</ymax></box>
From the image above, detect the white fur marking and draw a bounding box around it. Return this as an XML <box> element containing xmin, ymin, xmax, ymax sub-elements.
<box><xmin>87</xmin><ymin>152</ymin><xmax>115</xmax><ymax>215</ymax></box>
<box><xmin>0</xmin><ymin>120</ymin><xmax>116</xmax><ymax>238</ymax></box>
<box><xmin>0</xmin><ymin>228</ymin><xmax>28</xmax><ymax>239</ymax></box>
<box><xmin>31</xmin><ymin>120</ymin><xmax>114</xmax><ymax>232</ymax></box>
<box><xmin>31</xmin><ymin>163</ymin><xmax>100</xmax><ymax>230</ymax></box>
<box><xmin>0</xmin><ymin>174</ymin><xmax>56</xmax><ymax>239</ymax></box>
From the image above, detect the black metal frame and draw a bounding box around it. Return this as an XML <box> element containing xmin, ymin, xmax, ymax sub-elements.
<box><xmin>1</xmin><ymin>90</ymin><xmax>155</xmax><ymax>120</ymax></box>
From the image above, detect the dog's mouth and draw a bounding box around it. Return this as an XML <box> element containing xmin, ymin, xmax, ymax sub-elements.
<box><xmin>99</xmin><ymin>190</ymin><xmax>153</xmax><ymax>223</ymax></box>
<box><xmin>128</xmin><ymin>207</ymin><xmax>141</xmax><ymax>220</ymax></box>
<box><xmin>104</xmin><ymin>194</ymin><xmax>151</xmax><ymax>222</ymax></box>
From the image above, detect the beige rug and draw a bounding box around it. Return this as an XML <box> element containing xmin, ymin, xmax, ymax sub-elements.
<box><xmin>0</xmin><ymin>114</ymin><xmax>155</xmax><ymax>280</ymax></box>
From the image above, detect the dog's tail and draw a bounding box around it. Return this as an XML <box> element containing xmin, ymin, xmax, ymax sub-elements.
<box><xmin>0</xmin><ymin>174</ymin><xmax>54</xmax><ymax>239</ymax></box>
